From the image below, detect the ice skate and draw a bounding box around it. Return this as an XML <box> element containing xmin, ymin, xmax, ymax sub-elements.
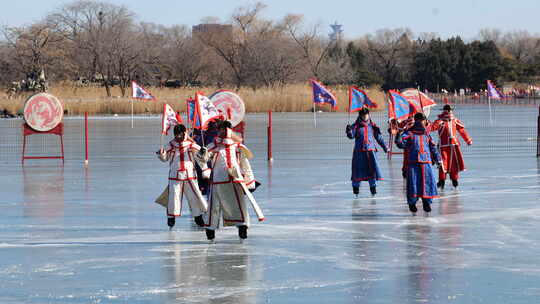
<box><xmin>167</xmin><ymin>217</ymin><xmax>175</xmax><ymax>229</ymax></box>
<box><xmin>437</xmin><ymin>179</ymin><xmax>445</xmax><ymax>189</ymax></box>
<box><xmin>238</xmin><ymin>225</ymin><xmax>248</xmax><ymax>239</ymax></box>
<box><xmin>194</xmin><ymin>215</ymin><xmax>205</xmax><ymax>227</ymax></box>
<box><xmin>452</xmin><ymin>179</ymin><xmax>459</xmax><ymax>188</ymax></box>
<box><xmin>422</xmin><ymin>201</ymin><xmax>431</xmax><ymax>213</ymax></box>
<box><xmin>205</xmin><ymin>229</ymin><xmax>215</xmax><ymax>241</ymax></box>
<box><xmin>370</xmin><ymin>186</ymin><xmax>377</xmax><ymax>196</ymax></box>
<box><xmin>353</xmin><ymin>186</ymin><xmax>360</xmax><ymax>198</ymax></box>
<box><xmin>408</xmin><ymin>204</ymin><xmax>417</xmax><ymax>213</ymax></box>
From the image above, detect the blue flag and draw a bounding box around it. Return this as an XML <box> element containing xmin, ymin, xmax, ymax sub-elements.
<box><xmin>349</xmin><ymin>86</ymin><xmax>377</xmax><ymax>112</ymax></box>
<box><xmin>388</xmin><ymin>90</ymin><xmax>412</xmax><ymax>121</ymax></box>
<box><xmin>310</xmin><ymin>79</ymin><xmax>337</xmax><ymax>109</ymax></box>
<box><xmin>487</xmin><ymin>80</ymin><xmax>504</xmax><ymax>99</ymax></box>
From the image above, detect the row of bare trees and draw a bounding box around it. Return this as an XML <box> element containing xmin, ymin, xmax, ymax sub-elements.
<box><xmin>1</xmin><ymin>0</ymin><xmax>539</xmax><ymax>96</ymax></box>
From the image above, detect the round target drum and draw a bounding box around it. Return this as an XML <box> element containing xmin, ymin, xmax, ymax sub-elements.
<box><xmin>209</xmin><ymin>90</ymin><xmax>245</xmax><ymax>127</ymax></box>
<box><xmin>23</xmin><ymin>93</ymin><xmax>64</xmax><ymax>132</ymax></box>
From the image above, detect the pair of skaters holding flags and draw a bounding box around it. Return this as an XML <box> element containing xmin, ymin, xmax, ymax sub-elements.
<box><xmin>157</xmin><ymin>105</ymin><xmax>471</xmax><ymax>240</ymax></box>
<box><xmin>156</xmin><ymin>120</ymin><xmax>261</xmax><ymax>240</ymax></box>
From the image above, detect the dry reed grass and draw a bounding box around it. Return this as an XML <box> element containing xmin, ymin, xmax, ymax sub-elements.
<box><xmin>0</xmin><ymin>84</ymin><xmax>387</xmax><ymax>115</ymax></box>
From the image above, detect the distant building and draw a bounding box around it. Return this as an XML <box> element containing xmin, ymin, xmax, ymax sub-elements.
<box><xmin>329</xmin><ymin>22</ymin><xmax>343</xmax><ymax>42</ymax></box>
<box><xmin>192</xmin><ymin>24</ymin><xmax>233</xmax><ymax>41</ymax></box>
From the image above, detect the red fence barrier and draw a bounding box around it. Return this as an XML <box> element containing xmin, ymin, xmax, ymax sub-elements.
<box><xmin>537</xmin><ymin>106</ymin><xmax>540</xmax><ymax>158</ymax></box>
<box><xmin>268</xmin><ymin>110</ymin><xmax>273</xmax><ymax>162</ymax></box>
<box><xmin>85</xmin><ymin>112</ymin><xmax>89</xmax><ymax>165</ymax></box>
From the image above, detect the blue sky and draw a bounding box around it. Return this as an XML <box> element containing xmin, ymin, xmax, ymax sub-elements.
<box><xmin>2</xmin><ymin>0</ymin><xmax>539</xmax><ymax>39</ymax></box>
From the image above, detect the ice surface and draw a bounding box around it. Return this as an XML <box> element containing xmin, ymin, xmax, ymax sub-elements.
<box><xmin>0</xmin><ymin>104</ymin><xmax>539</xmax><ymax>303</ymax></box>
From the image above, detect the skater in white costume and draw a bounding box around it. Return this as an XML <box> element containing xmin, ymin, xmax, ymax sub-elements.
<box><xmin>199</xmin><ymin>121</ymin><xmax>258</xmax><ymax>240</ymax></box>
<box><xmin>158</xmin><ymin>124</ymin><xmax>209</xmax><ymax>229</ymax></box>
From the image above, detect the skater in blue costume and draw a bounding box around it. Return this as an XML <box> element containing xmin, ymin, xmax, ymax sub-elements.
<box><xmin>346</xmin><ymin>107</ymin><xmax>388</xmax><ymax>197</ymax></box>
<box><xmin>395</xmin><ymin>113</ymin><xmax>442</xmax><ymax>214</ymax></box>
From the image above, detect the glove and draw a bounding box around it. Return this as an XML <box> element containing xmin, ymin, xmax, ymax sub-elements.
<box><xmin>157</xmin><ymin>149</ymin><xmax>167</xmax><ymax>161</ymax></box>
<box><xmin>346</xmin><ymin>124</ymin><xmax>352</xmax><ymax>132</ymax></box>
<box><xmin>227</xmin><ymin>167</ymin><xmax>242</xmax><ymax>179</ymax></box>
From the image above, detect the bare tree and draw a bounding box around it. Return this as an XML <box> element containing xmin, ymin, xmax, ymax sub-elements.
<box><xmin>2</xmin><ymin>21</ymin><xmax>70</xmax><ymax>90</ymax></box>
<box><xmin>196</xmin><ymin>2</ymin><xmax>303</xmax><ymax>89</ymax></box>
<box><xmin>502</xmin><ymin>30</ymin><xmax>538</xmax><ymax>63</ymax></box>
<box><xmin>283</xmin><ymin>14</ymin><xmax>334</xmax><ymax>79</ymax></box>
<box><xmin>49</xmin><ymin>0</ymin><xmax>137</xmax><ymax>96</ymax></box>
<box><xmin>478</xmin><ymin>28</ymin><xmax>503</xmax><ymax>44</ymax></box>
<box><xmin>360</xmin><ymin>28</ymin><xmax>414</xmax><ymax>90</ymax></box>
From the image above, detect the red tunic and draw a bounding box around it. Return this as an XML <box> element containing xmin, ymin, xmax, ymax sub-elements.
<box><xmin>431</xmin><ymin>112</ymin><xmax>472</xmax><ymax>180</ymax></box>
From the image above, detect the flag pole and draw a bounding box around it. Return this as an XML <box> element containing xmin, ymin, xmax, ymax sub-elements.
<box><xmin>313</xmin><ymin>104</ymin><xmax>317</xmax><ymax>128</ymax></box>
<box><xmin>131</xmin><ymin>99</ymin><xmax>134</xmax><ymax>128</ymax></box>
<box><xmin>417</xmin><ymin>86</ymin><xmax>425</xmax><ymax>115</ymax></box>
<box><xmin>160</xmin><ymin>103</ymin><xmax>165</xmax><ymax>150</ymax></box>
<box><xmin>488</xmin><ymin>95</ymin><xmax>493</xmax><ymax>125</ymax></box>
<box><xmin>196</xmin><ymin>96</ymin><xmax>206</xmax><ymax>147</ymax></box>
<box><xmin>347</xmin><ymin>86</ymin><xmax>351</xmax><ymax>124</ymax></box>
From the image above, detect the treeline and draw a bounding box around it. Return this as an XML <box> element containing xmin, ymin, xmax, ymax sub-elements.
<box><xmin>1</xmin><ymin>0</ymin><xmax>539</xmax><ymax>96</ymax></box>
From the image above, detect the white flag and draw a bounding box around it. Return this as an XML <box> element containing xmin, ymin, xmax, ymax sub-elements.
<box><xmin>131</xmin><ymin>81</ymin><xmax>155</xmax><ymax>100</ymax></box>
<box><xmin>196</xmin><ymin>92</ymin><xmax>223</xmax><ymax>129</ymax></box>
<box><xmin>161</xmin><ymin>103</ymin><xmax>181</xmax><ymax>135</ymax></box>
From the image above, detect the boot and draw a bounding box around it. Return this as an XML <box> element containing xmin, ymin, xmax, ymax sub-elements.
<box><xmin>408</xmin><ymin>204</ymin><xmax>417</xmax><ymax>213</ymax></box>
<box><xmin>205</xmin><ymin>229</ymin><xmax>215</xmax><ymax>240</ymax></box>
<box><xmin>167</xmin><ymin>217</ymin><xmax>175</xmax><ymax>229</ymax></box>
<box><xmin>422</xmin><ymin>201</ymin><xmax>432</xmax><ymax>213</ymax></box>
<box><xmin>452</xmin><ymin>179</ymin><xmax>459</xmax><ymax>188</ymax></box>
<box><xmin>353</xmin><ymin>186</ymin><xmax>359</xmax><ymax>195</ymax></box>
<box><xmin>370</xmin><ymin>186</ymin><xmax>377</xmax><ymax>196</ymax></box>
<box><xmin>437</xmin><ymin>179</ymin><xmax>445</xmax><ymax>189</ymax></box>
<box><xmin>238</xmin><ymin>225</ymin><xmax>248</xmax><ymax>239</ymax></box>
<box><xmin>194</xmin><ymin>215</ymin><xmax>205</xmax><ymax>227</ymax></box>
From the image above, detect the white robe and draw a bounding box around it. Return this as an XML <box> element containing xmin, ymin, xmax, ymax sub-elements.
<box><xmin>203</xmin><ymin>131</ymin><xmax>256</xmax><ymax>230</ymax></box>
<box><xmin>159</xmin><ymin>138</ymin><xmax>208</xmax><ymax>217</ymax></box>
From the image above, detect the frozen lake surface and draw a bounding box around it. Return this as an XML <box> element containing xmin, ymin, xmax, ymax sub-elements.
<box><xmin>0</xmin><ymin>105</ymin><xmax>539</xmax><ymax>303</ymax></box>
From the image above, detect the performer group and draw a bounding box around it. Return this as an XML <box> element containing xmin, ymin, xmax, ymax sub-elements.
<box><xmin>157</xmin><ymin>119</ymin><xmax>261</xmax><ymax>240</ymax></box>
<box><xmin>346</xmin><ymin>105</ymin><xmax>472</xmax><ymax>214</ymax></box>
<box><xmin>155</xmin><ymin>101</ymin><xmax>472</xmax><ymax>240</ymax></box>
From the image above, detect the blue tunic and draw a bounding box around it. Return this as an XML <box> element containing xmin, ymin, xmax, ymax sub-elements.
<box><xmin>346</xmin><ymin>119</ymin><xmax>388</xmax><ymax>182</ymax></box>
<box><xmin>395</xmin><ymin>124</ymin><xmax>441</xmax><ymax>199</ymax></box>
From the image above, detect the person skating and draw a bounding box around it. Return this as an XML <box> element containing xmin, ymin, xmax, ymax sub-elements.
<box><xmin>346</xmin><ymin>107</ymin><xmax>388</xmax><ymax>198</ymax></box>
<box><xmin>395</xmin><ymin>113</ymin><xmax>442</xmax><ymax>214</ymax></box>
<box><xmin>158</xmin><ymin>124</ymin><xmax>209</xmax><ymax>229</ymax></box>
<box><xmin>430</xmin><ymin>105</ymin><xmax>472</xmax><ymax>189</ymax></box>
<box><xmin>198</xmin><ymin>121</ymin><xmax>258</xmax><ymax>240</ymax></box>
